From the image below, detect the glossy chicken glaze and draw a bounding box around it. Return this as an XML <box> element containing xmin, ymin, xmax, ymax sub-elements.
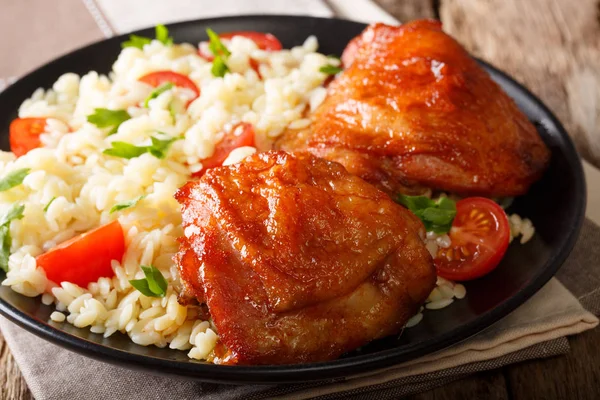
<box><xmin>277</xmin><ymin>20</ymin><xmax>550</xmax><ymax>197</ymax></box>
<box><xmin>175</xmin><ymin>152</ymin><xmax>435</xmax><ymax>364</ymax></box>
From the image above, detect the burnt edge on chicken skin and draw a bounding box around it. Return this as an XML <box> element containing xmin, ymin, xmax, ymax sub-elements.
<box><xmin>275</xmin><ymin>20</ymin><xmax>550</xmax><ymax>198</ymax></box>
<box><xmin>175</xmin><ymin>151</ymin><xmax>436</xmax><ymax>365</ymax></box>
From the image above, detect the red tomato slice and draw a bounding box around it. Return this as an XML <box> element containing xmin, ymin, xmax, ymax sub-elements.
<box><xmin>37</xmin><ymin>220</ymin><xmax>125</xmax><ymax>287</ymax></box>
<box><xmin>138</xmin><ymin>71</ymin><xmax>200</xmax><ymax>104</ymax></box>
<box><xmin>198</xmin><ymin>31</ymin><xmax>282</xmax><ymax>61</ymax></box>
<box><xmin>434</xmin><ymin>197</ymin><xmax>510</xmax><ymax>281</ymax></box>
<box><xmin>221</xmin><ymin>31</ymin><xmax>282</xmax><ymax>51</ymax></box>
<box><xmin>248</xmin><ymin>58</ymin><xmax>262</xmax><ymax>79</ymax></box>
<box><xmin>9</xmin><ymin>117</ymin><xmax>48</xmax><ymax>157</ymax></box>
<box><xmin>192</xmin><ymin>122</ymin><xmax>255</xmax><ymax>177</ymax></box>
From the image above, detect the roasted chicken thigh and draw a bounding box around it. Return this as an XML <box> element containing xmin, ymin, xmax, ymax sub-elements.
<box><xmin>276</xmin><ymin>20</ymin><xmax>550</xmax><ymax>197</ymax></box>
<box><xmin>175</xmin><ymin>151</ymin><xmax>435</xmax><ymax>365</ymax></box>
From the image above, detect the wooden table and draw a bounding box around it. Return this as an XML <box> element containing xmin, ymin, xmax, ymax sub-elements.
<box><xmin>2</xmin><ymin>0</ymin><xmax>600</xmax><ymax>398</ymax></box>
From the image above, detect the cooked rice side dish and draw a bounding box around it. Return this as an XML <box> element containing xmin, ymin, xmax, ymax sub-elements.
<box><xmin>1</xmin><ymin>36</ymin><xmax>334</xmax><ymax>359</ymax></box>
<box><xmin>0</xmin><ymin>34</ymin><xmax>535</xmax><ymax>361</ymax></box>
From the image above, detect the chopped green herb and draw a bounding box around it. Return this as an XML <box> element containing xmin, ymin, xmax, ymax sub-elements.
<box><xmin>396</xmin><ymin>194</ymin><xmax>457</xmax><ymax>234</ymax></box>
<box><xmin>129</xmin><ymin>265</ymin><xmax>168</xmax><ymax>297</ymax></box>
<box><xmin>327</xmin><ymin>54</ymin><xmax>341</xmax><ymax>60</ymax></box>
<box><xmin>144</xmin><ymin>82</ymin><xmax>174</xmax><ymax>108</ymax></box>
<box><xmin>43</xmin><ymin>197</ymin><xmax>57</xmax><ymax>212</ymax></box>
<box><xmin>103</xmin><ymin>141</ymin><xmax>149</xmax><ymax>159</ymax></box>
<box><xmin>0</xmin><ymin>226</ymin><xmax>10</xmax><ymax>273</ymax></box>
<box><xmin>0</xmin><ymin>203</ymin><xmax>25</xmax><ymax>226</ymax></box>
<box><xmin>103</xmin><ymin>135</ymin><xmax>181</xmax><ymax>160</ymax></box>
<box><xmin>206</xmin><ymin>28</ymin><xmax>231</xmax><ymax>77</ymax></box>
<box><xmin>396</xmin><ymin>195</ymin><xmax>434</xmax><ymax>211</ymax></box>
<box><xmin>87</xmin><ymin>108</ymin><xmax>131</xmax><ymax>135</ymax></box>
<box><xmin>211</xmin><ymin>56</ymin><xmax>230</xmax><ymax>77</ymax></box>
<box><xmin>147</xmin><ymin>135</ymin><xmax>179</xmax><ymax>159</ymax></box>
<box><xmin>155</xmin><ymin>24</ymin><xmax>173</xmax><ymax>46</ymax></box>
<box><xmin>207</xmin><ymin>28</ymin><xmax>231</xmax><ymax>57</ymax></box>
<box><xmin>168</xmin><ymin>100</ymin><xmax>179</xmax><ymax>123</ymax></box>
<box><xmin>110</xmin><ymin>195</ymin><xmax>146</xmax><ymax>214</ymax></box>
<box><xmin>0</xmin><ymin>169</ymin><xmax>30</xmax><ymax>192</ymax></box>
<box><xmin>319</xmin><ymin>65</ymin><xmax>343</xmax><ymax>75</ymax></box>
<box><xmin>122</xmin><ymin>24</ymin><xmax>173</xmax><ymax>49</ymax></box>
<box><xmin>0</xmin><ymin>203</ymin><xmax>25</xmax><ymax>273</ymax></box>
<box><xmin>121</xmin><ymin>34</ymin><xmax>152</xmax><ymax>49</ymax></box>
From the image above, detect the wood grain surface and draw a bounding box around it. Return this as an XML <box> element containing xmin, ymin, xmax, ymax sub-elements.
<box><xmin>1</xmin><ymin>0</ymin><xmax>599</xmax><ymax>399</ymax></box>
<box><xmin>439</xmin><ymin>0</ymin><xmax>600</xmax><ymax>168</ymax></box>
<box><xmin>0</xmin><ymin>331</ymin><xmax>33</xmax><ymax>400</ymax></box>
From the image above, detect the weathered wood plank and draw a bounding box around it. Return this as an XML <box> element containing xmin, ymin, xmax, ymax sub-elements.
<box><xmin>0</xmin><ymin>331</ymin><xmax>33</xmax><ymax>400</ymax></box>
<box><xmin>440</xmin><ymin>0</ymin><xmax>600</xmax><ymax>168</ymax></box>
<box><xmin>373</xmin><ymin>0</ymin><xmax>437</xmax><ymax>20</ymax></box>
<box><xmin>505</xmin><ymin>328</ymin><xmax>600</xmax><ymax>400</ymax></box>
<box><xmin>407</xmin><ymin>371</ymin><xmax>509</xmax><ymax>400</ymax></box>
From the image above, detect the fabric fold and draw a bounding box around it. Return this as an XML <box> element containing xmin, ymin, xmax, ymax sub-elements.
<box><xmin>270</xmin><ymin>279</ymin><xmax>597</xmax><ymax>400</ymax></box>
<box><xmin>1</xmin><ymin>276</ymin><xmax>596</xmax><ymax>400</ymax></box>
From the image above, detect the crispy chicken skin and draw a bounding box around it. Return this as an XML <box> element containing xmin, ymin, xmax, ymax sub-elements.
<box><xmin>175</xmin><ymin>151</ymin><xmax>435</xmax><ymax>365</ymax></box>
<box><xmin>276</xmin><ymin>20</ymin><xmax>550</xmax><ymax>197</ymax></box>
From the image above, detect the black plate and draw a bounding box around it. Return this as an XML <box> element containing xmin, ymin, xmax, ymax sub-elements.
<box><xmin>0</xmin><ymin>15</ymin><xmax>586</xmax><ymax>383</ymax></box>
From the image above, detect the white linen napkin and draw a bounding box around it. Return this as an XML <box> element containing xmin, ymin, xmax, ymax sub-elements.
<box><xmin>88</xmin><ymin>0</ymin><xmax>333</xmax><ymax>34</ymax></box>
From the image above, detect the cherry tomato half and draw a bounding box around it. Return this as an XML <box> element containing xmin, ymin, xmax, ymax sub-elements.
<box><xmin>198</xmin><ymin>31</ymin><xmax>282</xmax><ymax>61</ymax></box>
<box><xmin>139</xmin><ymin>71</ymin><xmax>200</xmax><ymax>104</ymax></box>
<box><xmin>37</xmin><ymin>220</ymin><xmax>125</xmax><ymax>287</ymax></box>
<box><xmin>248</xmin><ymin>58</ymin><xmax>263</xmax><ymax>80</ymax></box>
<box><xmin>9</xmin><ymin>117</ymin><xmax>48</xmax><ymax>157</ymax></box>
<box><xmin>434</xmin><ymin>197</ymin><xmax>510</xmax><ymax>281</ymax></box>
<box><xmin>192</xmin><ymin>122</ymin><xmax>255</xmax><ymax>177</ymax></box>
<box><xmin>221</xmin><ymin>31</ymin><xmax>282</xmax><ymax>51</ymax></box>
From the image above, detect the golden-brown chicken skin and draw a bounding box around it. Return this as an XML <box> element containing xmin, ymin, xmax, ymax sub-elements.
<box><xmin>175</xmin><ymin>151</ymin><xmax>435</xmax><ymax>365</ymax></box>
<box><xmin>276</xmin><ymin>20</ymin><xmax>550</xmax><ymax>197</ymax></box>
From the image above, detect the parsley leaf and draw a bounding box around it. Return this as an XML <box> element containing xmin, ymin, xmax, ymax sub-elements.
<box><xmin>319</xmin><ymin>65</ymin><xmax>343</xmax><ymax>75</ymax></box>
<box><xmin>103</xmin><ymin>141</ymin><xmax>149</xmax><ymax>159</ymax></box>
<box><xmin>206</xmin><ymin>28</ymin><xmax>231</xmax><ymax>77</ymax></box>
<box><xmin>155</xmin><ymin>24</ymin><xmax>173</xmax><ymax>46</ymax></box>
<box><xmin>0</xmin><ymin>203</ymin><xmax>25</xmax><ymax>273</ymax></box>
<box><xmin>168</xmin><ymin>100</ymin><xmax>179</xmax><ymax>123</ymax></box>
<box><xmin>0</xmin><ymin>226</ymin><xmax>10</xmax><ymax>273</ymax></box>
<box><xmin>129</xmin><ymin>265</ymin><xmax>167</xmax><ymax>297</ymax></box>
<box><xmin>148</xmin><ymin>136</ymin><xmax>179</xmax><ymax>159</ymax></box>
<box><xmin>397</xmin><ymin>195</ymin><xmax>434</xmax><ymax>211</ymax></box>
<box><xmin>0</xmin><ymin>203</ymin><xmax>25</xmax><ymax>226</ymax></box>
<box><xmin>207</xmin><ymin>28</ymin><xmax>231</xmax><ymax>57</ymax></box>
<box><xmin>122</xmin><ymin>24</ymin><xmax>173</xmax><ymax>49</ymax></box>
<box><xmin>43</xmin><ymin>197</ymin><xmax>57</xmax><ymax>212</ymax></box>
<box><xmin>211</xmin><ymin>56</ymin><xmax>230</xmax><ymax>78</ymax></box>
<box><xmin>396</xmin><ymin>194</ymin><xmax>457</xmax><ymax>234</ymax></box>
<box><xmin>121</xmin><ymin>34</ymin><xmax>152</xmax><ymax>49</ymax></box>
<box><xmin>0</xmin><ymin>169</ymin><xmax>30</xmax><ymax>192</ymax></box>
<box><xmin>87</xmin><ymin>108</ymin><xmax>131</xmax><ymax>135</ymax></box>
<box><xmin>144</xmin><ymin>82</ymin><xmax>174</xmax><ymax>108</ymax></box>
<box><xmin>110</xmin><ymin>195</ymin><xmax>146</xmax><ymax>214</ymax></box>
<box><xmin>103</xmin><ymin>135</ymin><xmax>181</xmax><ymax>160</ymax></box>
